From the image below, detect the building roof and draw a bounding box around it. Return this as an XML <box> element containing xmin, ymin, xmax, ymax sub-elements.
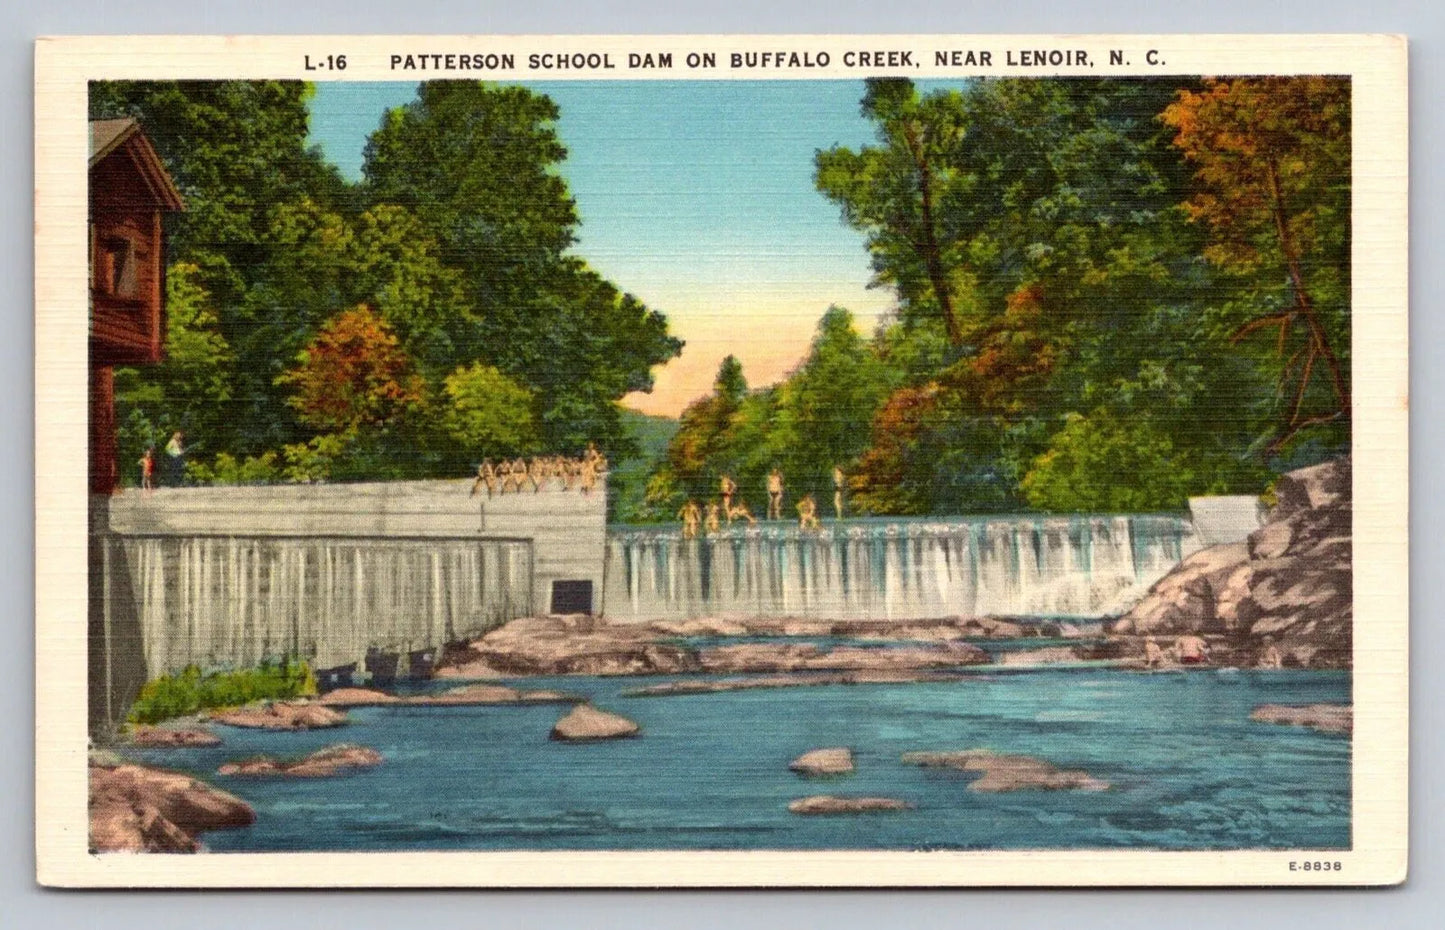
<box><xmin>89</xmin><ymin>117</ymin><xmax>185</xmax><ymax>211</ymax></box>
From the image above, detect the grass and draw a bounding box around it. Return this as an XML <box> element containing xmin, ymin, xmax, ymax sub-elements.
<box><xmin>126</xmin><ymin>657</ymin><xmax>317</xmax><ymax>726</ymax></box>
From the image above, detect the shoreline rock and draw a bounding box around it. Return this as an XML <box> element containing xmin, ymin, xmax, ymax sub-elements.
<box><xmin>1113</xmin><ymin>457</ymin><xmax>1351</xmax><ymax>669</ymax></box>
<box><xmin>218</xmin><ymin>744</ymin><xmax>383</xmax><ymax>778</ymax></box>
<box><xmin>788</xmin><ymin>795</ymin><xmax>912</xmax><ymax>815</ymax></box>
<box><xmin>901</xmin><ymin>750</ymin><xmax>1109</xmax><ymax>792</ymax></box>
<box><xmin>90</xmin><ymin>762</ymin><xmax>255</xmax><ymax>853</ymax></box>
<box><xmin>789</xmin><ymin>747</ymin><xmax>854</xmax><ymax>777</ymax></box>
<box><xmin>435</xmin><ymin>615</ymin><xmax>994</xmax><ymax>681</ymax></box>
<box><xmin>1250</xmin><ymin>703</ymin><xmax>1352</xmax><ymax>735</ymax></box>
<box><xmin>208</xmin><ymin>701</ymin><xmax>348</xmax><ymax>731</ymax></box>
<box><xmin>549</xmin><ymin>704</ymin><xmax>640</xmax><ymax>741</ymax></box>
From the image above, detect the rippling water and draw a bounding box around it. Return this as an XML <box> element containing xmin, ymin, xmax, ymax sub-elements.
<box><xmin>127</xmin><ymin>666</ymin><xmax>1350</xmax><ymax>852</ymax></box>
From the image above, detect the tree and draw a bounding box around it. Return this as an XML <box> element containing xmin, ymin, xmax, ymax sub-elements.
<box><xmin>816</xmin><ymin>79</ymin><xmax>972</xmax><ymax>344</ymax></box>
<box><xmin>276</xmin><ymin>306</ymin><xmax>425</xmax><ymax>435</ymax></box>
<box><xmin>113</xmin><ymin>262</ymin><xmax>235</xmax><ymax>482</ymax></box>
<box><xmin>1020</xmin><ymin>410</ymin><xmax>1203</xmax><ymax>512</ymax></box>
<box><xmin>772</xmin><ymin>307</ymin><xmax>893</xmax><ymax>494</ymax></box>
<box><xmin>438</xmin><ymin>362</ymin><xmax>537</xmax><ymax>456</ymax></box>
<box><xmin>1162</xmin><ymin>77</ymin><xmax>1351</xmax><ymax>453</ymax></box>
<box><xmin>362</xmin><ymin>82</ymin><xmax>681</xmax><ymax>455</ymax></box>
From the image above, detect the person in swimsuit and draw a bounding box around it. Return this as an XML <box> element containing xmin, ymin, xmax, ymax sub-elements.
<box><xmin>678</xmin><ymin>500</ymin><xmax>702</xmax><ymax>539</ymax></box>
<box><xmin>767</xmin><ymin>467</ymin><xmax>784</xmax><ymax>521</ymax></box>
<box><xmin>1174</xmin><ymin>634</ymin><xmax>1210</xmax><ymax>666</ymax></box>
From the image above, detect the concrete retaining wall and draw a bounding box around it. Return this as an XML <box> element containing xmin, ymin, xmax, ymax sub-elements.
<box><xmin>105</xmin><ymin>478</ymin><xmax>608</xmax><ymax>617</ymax></box>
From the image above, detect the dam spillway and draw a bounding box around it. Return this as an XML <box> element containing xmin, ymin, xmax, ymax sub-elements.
<box><xmin>601</xmin><ymin>515</ymin><xmax>1199</xmax><ymax>623</ymax></box>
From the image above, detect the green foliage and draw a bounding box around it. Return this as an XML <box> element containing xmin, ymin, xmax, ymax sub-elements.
<box><xmin>186</xmin><ymin>450</ymin><xmax>281</xmax><ymax>486</ymax></box>
<box><xmin>96</xmin><ymin>79</ymin><xmax>680</xmax><ymax>484</ymax></box>
<box><xmin>114</xmin><ymin>262</ymin><xmax>234</xmax><ymax>485</ymax></box>
<box><xmin>609</xmin><ymin>410</ymin><xmax>680</xmax><ymax>523</ymax></box>
<box><xmin>362</xmin><ymin>83</ymin><xmax>681</xmax><ymax>458</ymax></box>
<box><xmin>1020</xmin><ymin>410</ymin><xmax>1204</xmax><ymax>512</ymax></box>
<box><xmin>439</xmin><ymin>362</ymin><xmax>537</xmax><ymax>455</ymax></box>
<box><xmin>126</xmin><ymin>658</ymin><xmax>316</xmax><ymax>726</ymax></box>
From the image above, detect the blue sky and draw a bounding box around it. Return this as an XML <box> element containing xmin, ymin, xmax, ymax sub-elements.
<box><xmin>308</xmin><ymin>80</ymin><xmax>912</xmax><ymax>416</ymax></box>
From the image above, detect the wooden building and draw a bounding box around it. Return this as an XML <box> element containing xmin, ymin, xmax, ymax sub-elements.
<box><xmin>89</xmin><ymin>118</ymin><xmax>184</xmax><ymax>494</ymax></box>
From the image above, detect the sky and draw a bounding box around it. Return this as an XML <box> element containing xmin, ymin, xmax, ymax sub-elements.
<box><xmin>307</xmin><ymin>79</ymin><xmax>907</xmax><ymax>417</ymax></box>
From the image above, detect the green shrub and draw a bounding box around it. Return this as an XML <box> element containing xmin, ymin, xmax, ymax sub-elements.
<box><xmin>126</xmin><ymin>657</ymin><xmax>316</xmax><ymax>726</ymax></box>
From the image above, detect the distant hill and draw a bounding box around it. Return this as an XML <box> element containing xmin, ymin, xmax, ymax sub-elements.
<box><xmin>609</xmin><ymin>409</ymin><xmax>679</xmax><ymax>522</ymax></box>
<box><xmin>620</xmin><ymin>409</ymin><xmax>679</xmax><ymax>462</ymax></box>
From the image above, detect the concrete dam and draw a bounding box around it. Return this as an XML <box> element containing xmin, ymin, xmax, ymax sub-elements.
<box><xmin>89</xmin><ymin>478</ymin><xmax>1255</xmax><ymax>730</ymax></box>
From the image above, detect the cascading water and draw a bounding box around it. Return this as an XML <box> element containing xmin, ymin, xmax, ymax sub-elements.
<box><xmin>603</xmin><ymin>515</ymin><xmax>1196</xmax><ymax>622</ymax></box>
<box><xmin>107</xmin><ymin>535</ymin><xmax>532</xmax><ymax>675</ymax></box>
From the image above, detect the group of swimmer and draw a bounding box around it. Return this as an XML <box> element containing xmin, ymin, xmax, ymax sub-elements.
<box><xmin>676</xmin><ymin>466</ymin><xmax>847</xmax><ymax>539</ymax></box>
<box><xmin>1142</xmin><ymin>633</ymin><xmax>1285</xmax><ymax>670</ymax></box>
<box><xmin>470</xmin><ymin>443</ymin><xmax>608</xmax><ymax>498</ymax></box>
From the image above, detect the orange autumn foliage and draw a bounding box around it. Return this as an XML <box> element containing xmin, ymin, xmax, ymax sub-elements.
<box><xmin>277</xmin><ymin>305</ymin><xmax>425</xmax><ymax>434</ymax></box>
<box><xmin>950</xmin><ymin>283</ymin><xmax>1062</xmax><ymax>416</ymax></box>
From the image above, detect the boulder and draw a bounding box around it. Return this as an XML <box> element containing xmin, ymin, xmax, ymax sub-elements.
<box><xmin>128</xmin><ymin>726</ymin><xmax>221</xmax><ymax>748</ymax></box>
<box><xmin>549</xmin><ymin>704</ymin><xmax>640</xmax><ymax>741</ymax></box>
<box><xmin>901</xmin><ymin>750</ymin><xmax>1109</xmax><ymax>792</ymax></box>
<box><xmin>1272</xmin><ymin>457</ymin><xmax>1351</xmax><ymax>519</ymax></box>
<box><xmin>789</xmin><ymin>747</ymin><xmax>854</xmax><ymax>777</ymax></box>
<box><xmin>440</xmin><ymin>616</ymin><xmax>701</xmax><ymax>678</ymax></box>
<box><xmin>209</xmin><ymin>701</ymin><xmax>347</xmax><ymax>731</ymax></box>
<box><xmin>219</xmin><ymin>744</ymin><xmax>384</xmax><ymax>777</ymax></box>
<box><xmin>1250</xmin><ymin>703</ymin><xmax>1352</xmax><ymax>735</ymax></box>
<box><xmin>90</xmin><ymin>762</ymin><xmax>254</xmax><ymax>853</ymax></box>
<box><xmin>318</xmin><ymin>687</ymin><xmax>401</xmax><ymax>707</ymax></box>
<box><xmin>1114</xmin><ymin>457</ymin><xmax>1352</xmax><ymax>668</ymax></box>
<box><xmin>788</xmin><ymin>795</ymin><xmax>913</xmax><ymax>815</ymax></box>
<box><xmin>1111</xmin><ymin>542</ymin><xmax>1248</xmax><ymax>635</ymax></box>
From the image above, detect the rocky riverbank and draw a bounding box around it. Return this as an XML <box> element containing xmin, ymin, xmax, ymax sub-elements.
<box><xmin>89</xmin><ymin>759</ymin><xmax>255</xmax><ymax>852</ymax></box>
<box><xmin>1112</xmin><ymin>457</ymin><xmax>1352</xmax><ymax>669</ymax></box>
<box><xmin>435</xmin><ymin>614</ymin><xmax>1002</xmax><ymax>681</ymax></box>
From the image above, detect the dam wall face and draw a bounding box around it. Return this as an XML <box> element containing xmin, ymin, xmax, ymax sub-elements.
<box><xmin>602</xmin><ymin>515</ymin><xmax>1200</xmax><ymax>624</ymax></box>
<box><xmin>90</xmin><ymin>480</ymin><xmax>606</xmax><ymax>731</ymax></box>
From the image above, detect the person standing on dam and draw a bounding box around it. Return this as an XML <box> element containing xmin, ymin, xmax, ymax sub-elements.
<box><xmin>767</xmin><ymin>467</ymin><xmax>785</xmax><ymax>521</ymax></box>
<box><xmin>720</xmin><ymin>474</ymin><xmax>738</xmax><ymax>518</ymax></box>
<box><xmin>678</xmin><ymin>500</ymin><xmax>702</xmax><ymax>539</ymax></box>
<box><xmin>163</xmin><ymin>430</ymin><xmax>186</xmax><ymax>486</ymax></box>
<box><xmin>833</xmin><ymin>465</ymin><xmax>846</xmax><ymax>520</ymax></box>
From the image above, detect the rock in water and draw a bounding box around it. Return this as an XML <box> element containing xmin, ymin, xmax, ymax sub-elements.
<box><xmin>218</xmin><ymin>744</ymin><xmax>384</xmax><ymax>777</ymax></box>
<box><xmin>209</xmin><ymin>701</ymin><xmax>348</xmax><ymax>731</ymax></box>
<box><xmin>549</xmin><ymin>704</ymin><xmax>640</xmax><ymax>741</ymax></box>
<box><xmin>407</xmin><ymin>684</ymin><xmax>583</xmax><ymax>706</ymax></box>
<box><xmin>318</xmin><ymin>687</ymin><xmax>402</xmax><ymax>707</ymax></box>
<box><xmin>901</xmin><ymin>750</ymin><xmax>1109</xmax><ymax>792</ymax></box>
<box><xmin>89</xmin><ymin>762</ymin><xmax>254</xmax><ymax>853</ymax></box>
<box><xmin>1250</xmin><ymin>703</ymin><xmax>1352</xmax><ymax>735</ymax></box>
<box><xmin>788</xmin><ymin>795</ymin><xmax>912</xmax><ymax>815</ymax></box>
<box><xmin>129</xmin><ymin>726</ymin><xmax>222</xmax><ymax>748</ymax></box>
<box><xmin>789</xmin><ymin>747</ymin><xmax>854</xmax><ymax>776</ymax></box>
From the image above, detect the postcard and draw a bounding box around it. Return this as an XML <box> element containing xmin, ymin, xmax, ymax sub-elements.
<box><xmin>35</xmin><ymin>33</ymin><xmax>1408</xmax><ymax>887</ymax></box>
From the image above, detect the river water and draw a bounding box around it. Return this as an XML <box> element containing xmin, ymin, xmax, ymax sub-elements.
<box><xmin>126</xmin><ymin>661</ymin><xmax>1350</xmax><ymax>852</ymax></box>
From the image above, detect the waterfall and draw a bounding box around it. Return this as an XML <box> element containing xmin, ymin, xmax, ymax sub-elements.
<box><xmin>603</xmin><ymin>515</ymin><xmax>1196</xmax><ymax>623</ymax></box>
<box><xmin>109</xmin><ymin>535</ymin><xmax>532</xmax><ymax>675</ymax></box>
